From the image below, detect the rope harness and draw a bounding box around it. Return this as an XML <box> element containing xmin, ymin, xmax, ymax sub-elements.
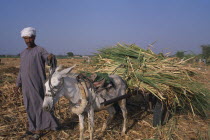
<box><xmin>76</xmin><ymin>72</ymin><xmax>113</xmax><ymax>93</ymax></box>
<box><xmin>76</xmin><ymin>73</ymin><xmax>114</xmax><ymax>105</ymax></box>
<box><xmin>45</xmin><ymin>77</ymin><xmax>64</xmax><ymax>97</ymax></box>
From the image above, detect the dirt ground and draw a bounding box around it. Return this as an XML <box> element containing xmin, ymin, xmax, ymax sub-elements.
<box><xmin>0</xmin><ymin>58</ymin><xmax>209</xmax><ymax>140</ymax></box>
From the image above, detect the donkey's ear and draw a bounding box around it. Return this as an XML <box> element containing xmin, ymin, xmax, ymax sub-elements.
<box><xmin>49</xmin><ymin>65</ymin><xmax>62</xmax><ymax>75</ymax></box>
<box><xmin>59</xmin><ymin>64</ymin><xmax>76</xmax><ymax>77</ymax></box>
<box><xmin>55</xmin><ymin>65</ymin><xmax>63</xmax><ymax>72</ymax></box>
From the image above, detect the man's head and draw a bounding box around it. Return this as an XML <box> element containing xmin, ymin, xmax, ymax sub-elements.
<box><xmin>20</xmin><ymin>27</ymin><xmax>36</xmax><ymax>47</ymax></box>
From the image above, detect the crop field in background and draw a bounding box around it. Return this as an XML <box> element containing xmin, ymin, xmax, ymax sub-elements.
<box><xmin>0</xmin><ymin>58</ymin><xmax>209</xmax><ymax>140</ymax></box>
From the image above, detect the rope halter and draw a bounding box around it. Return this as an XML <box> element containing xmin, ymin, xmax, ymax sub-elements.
<box><xmin>45</xmin><ymin>71</ymin><xmax>64</xmax><ymax>97</ymax></box>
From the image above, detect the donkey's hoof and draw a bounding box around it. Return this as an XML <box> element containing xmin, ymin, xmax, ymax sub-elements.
<box><xmin>101</xmin><ymin>127</ymin><xmax>106</xmax><ymax>133</ymax></box>
<box><xmin>121</xmin><ymin>131</ymin><xmax>126</xmax><ymax>136</ymax></box>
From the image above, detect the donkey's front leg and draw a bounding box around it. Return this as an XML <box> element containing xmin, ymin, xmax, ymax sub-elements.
<box><xmin>88</xmin><ymin>106</ymin><xmax>94</xmax><ymax>140</ymax></box>
<box><xmin>78</xmin><ymin>114</ymin><xmax>84</xmax><ymax>140</ymax></box>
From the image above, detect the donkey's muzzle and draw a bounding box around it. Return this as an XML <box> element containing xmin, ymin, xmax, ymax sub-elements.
<box><xmin>43</xmin><ymin>104</ymin><xmax>51</xmax><ymax>112</ymax></box>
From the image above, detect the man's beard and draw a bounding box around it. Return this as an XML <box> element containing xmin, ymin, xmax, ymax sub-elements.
<box><xmin>26</xmin><ymin>42</ymin><xmax>34</xmax><ymax>47</ymax></box>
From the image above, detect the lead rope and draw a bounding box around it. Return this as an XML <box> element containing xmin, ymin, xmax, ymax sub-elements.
<box><xmin>48</xmin><ymin>54</ymin><xmax>57</xmax><ymax>96</ymax></box>
<box><xmin>47</xmin><ymin>55</ymin><xmax>62</xmax><ymax>119</ymax></box>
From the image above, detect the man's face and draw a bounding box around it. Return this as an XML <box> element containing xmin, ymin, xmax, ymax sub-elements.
<box><xmin>23</xmin><ymin>36</ymin><xmax>35</xmax><ymax>47</ymax></box>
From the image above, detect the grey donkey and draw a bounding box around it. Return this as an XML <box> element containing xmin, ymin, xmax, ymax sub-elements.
<box><xmin>43</xmin><ymin>65</ymin><xmax>127</xmax><ymax>140</ymax></box>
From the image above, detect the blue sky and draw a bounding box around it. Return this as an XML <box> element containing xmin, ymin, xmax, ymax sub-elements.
<box><xmin>0</xmin><ymin>0</ymin><xmax>210</xmax><ymax>55</ymax></box>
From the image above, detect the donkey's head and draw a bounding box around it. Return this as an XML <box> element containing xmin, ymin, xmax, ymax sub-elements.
<box><xmin>42</xmin><ymin>65</ymin><xmax>76</xmax><ymax>112</ymax></box>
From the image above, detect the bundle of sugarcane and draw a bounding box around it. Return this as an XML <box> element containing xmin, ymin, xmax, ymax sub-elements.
<box><xmin>92</xmin><ymin>43</ymin><xmax>209</xmax><ymax>117</ymax></box>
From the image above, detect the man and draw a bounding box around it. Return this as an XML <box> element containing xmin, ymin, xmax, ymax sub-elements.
<box><xmin>14</xmin><ymin>27</ymin><xmax>58</xmax><ymax>139</ymax></box>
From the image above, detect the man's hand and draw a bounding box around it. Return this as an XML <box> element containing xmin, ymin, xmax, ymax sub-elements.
<box><xmin>47</xmin><ymin>54</ymin><xmax>53</xmax><ymax>61</ymax></box>
<box><xmin>14</xmin><ymin>86</ymin><xmax>21</xmax><ymax>94</ymax></box>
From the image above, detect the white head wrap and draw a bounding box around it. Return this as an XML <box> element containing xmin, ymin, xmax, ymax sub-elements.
<box><xmin>20</xmin><ymin>27</ymin><xmax>36</xmax><ymax>37</ymax></box>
